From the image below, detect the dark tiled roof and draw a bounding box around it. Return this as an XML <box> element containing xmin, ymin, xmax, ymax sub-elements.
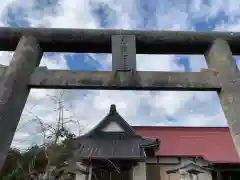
<box><xmin>73</xmin><ymin>104</ymin><xmax>159</xmax><ymax>160</ymax></box>
<box><xmin>75</xmin><ymin>134</ymin><xmax>157</xmax><ymax>160</ymax></box>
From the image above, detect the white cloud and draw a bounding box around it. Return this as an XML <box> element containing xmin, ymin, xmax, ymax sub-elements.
<box><xmin>0</xmin><ymin>0</ymin><xmax>238</xmax><ymax>149</ymax></box>
<box><xmin>30</xmin><ymin>0</ymin><xmax>97</xmax><ymax>29</ymax></box>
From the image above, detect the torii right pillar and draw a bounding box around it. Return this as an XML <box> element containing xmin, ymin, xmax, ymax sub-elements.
<box><xmin>205</xmin><ymin>39</ymin><xmax>240</xmax><ymax>158</ymax></box>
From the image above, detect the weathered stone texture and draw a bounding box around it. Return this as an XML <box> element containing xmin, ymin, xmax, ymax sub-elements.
<box><xmin>29</xmin><ymin>69</ymin><xmax>221</xmax><ymax>91</ymax></box>
<box><xmin>0</xmin><ymin>36</ymin><xmax>42</xmax><ymax>170</ymax></box>
<box><xmin>1</xmin><ymin>27</ymin><xmax>240</xmax><ymax>54</ymax></box>
<box><xmin>0</xmin><ymin>66</ymin><xmax>221</xmax><ymax>91</ymax></box>
<box><xmin>205</xmin><ymin>38</ymin><xmax>240</xmax><ymax>157</ymax></box>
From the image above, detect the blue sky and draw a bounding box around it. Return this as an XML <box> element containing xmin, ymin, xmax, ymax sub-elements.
<box><xmin>0</xmin><ymin>0</ymin><xmax>240</xmax><ymax>149</ymax></box>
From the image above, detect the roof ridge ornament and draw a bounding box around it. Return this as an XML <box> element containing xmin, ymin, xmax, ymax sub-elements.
<box><xmin>109</xmin><ymin>104</ymin><xmax>117</xmax><ymax>114</ymax></box>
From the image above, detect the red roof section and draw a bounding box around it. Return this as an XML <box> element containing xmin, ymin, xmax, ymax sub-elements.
<box><xmin>133</xmin><ymin>126</ymin><xmax>240</xmax><ymax>164</ymax></box>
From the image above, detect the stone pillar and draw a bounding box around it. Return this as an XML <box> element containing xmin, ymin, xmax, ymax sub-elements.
<box><xmin>205</xmin><ymin>38</ymin><xmax>240</xmax><ymax>157</ymax></box>
<box><xmin>0</xmin><ymin>36</ymin><xmax>43</xmax><ymax>170</ymax></box>
<box><xmin>132</xmin><ymin>162</ymin><xmax>146</xmax><ymax>180</ymax></box>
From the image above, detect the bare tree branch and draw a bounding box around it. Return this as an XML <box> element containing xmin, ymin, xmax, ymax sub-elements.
<box><xmin>7</xmin><ymin>90</ymin><xmax>85</xmax><ymax>180</ymax></box>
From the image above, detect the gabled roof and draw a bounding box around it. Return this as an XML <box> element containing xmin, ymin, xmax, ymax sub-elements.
<box><xmin>167</xmin><ymin>161</ymin><xmax>211</xmax><ymax>174</ymax></box>
<box><xmin>84</xmin><ymin>104</ymin><xmax>137</xmax><ymax>137</ymax></box>
<box><xmin>73</xmin><ymin>105</ymin><xmax>159</xmax><ymax>160</ymax></box>
<box><xmin>134</xmin><ymin>126</ymin><xmax>240</xmax><ymax>164</ymax></box>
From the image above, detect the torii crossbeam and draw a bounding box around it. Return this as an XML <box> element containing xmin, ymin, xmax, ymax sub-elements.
<box><xmin>0</xmin><ymin>27</ymin><xmax>239</xmax><ymax>170</ymax></box>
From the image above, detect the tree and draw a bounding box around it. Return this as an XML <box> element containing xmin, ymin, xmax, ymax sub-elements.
<box><xmin>0</xmin><ymin>148</ymin><xmax>22</xmax><ymax>180</ymax></box>
<box><xmin>0</xmin><ymin>145</ymin><xmax>47</xmax><ymax>180</ymax></box>
<box><xmin>1</xmin><ymin>90</ymin><xmax>83</xmax><ymax>180</ymax></box>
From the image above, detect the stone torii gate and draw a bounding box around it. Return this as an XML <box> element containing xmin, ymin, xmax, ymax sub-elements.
<box><xmin>0</xmin><ymin>27</ymin><xmax>240</xmax><ymax>170</ymax></box>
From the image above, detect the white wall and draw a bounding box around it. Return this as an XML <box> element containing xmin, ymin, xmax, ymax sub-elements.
<box><xmin>75</xmin><ymin>173</ymin><xmax>87</xmax><ymax>180</ymax></box>
<box><xmin>75</xmin><ymin>162</ymin><xmax>88</xmax><ymax>180</ymax></box>
<box><xmin>132</xmin><ymin>162</ymin><xmax>146</xmax><ymax>180</ymax></box>
<box><xmin>146</xmin><ymin>157</ymin><xmax>212</xmax><ymax>180</ymax></box>
<box><xmin>102</xmin><ymin>121</ymin><xmax>124</xmax><ymax>132</ymax></box>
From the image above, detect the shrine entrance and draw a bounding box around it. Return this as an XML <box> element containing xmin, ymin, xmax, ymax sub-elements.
<box><xmin>91</xmin><ymin>163</ymin><xmax>132</xmax><ymax>180</ymax></box>
<box><xmin>72</xmin><ymin>104</ymin><xmax>159</xmax><ymax>180</ymax></box>
<box><xmin>1</xmin><ymin>27</ymin><xmax>240</xmax><ymax>173</ymax></box>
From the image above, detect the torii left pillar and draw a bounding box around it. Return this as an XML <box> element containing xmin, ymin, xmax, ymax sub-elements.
<box><xmin>0</xmin><ymin>36</ymin><xmax>43</xmax><ymax>170</ymax></box>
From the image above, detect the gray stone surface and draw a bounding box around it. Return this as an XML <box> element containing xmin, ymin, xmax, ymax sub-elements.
<box><xmin>0</xmin><ymin>27</ymin><xmax>240</xmax><ymax>54</ymax></box>
<box><xmin>0</xmin><ymin>36</ymin><xmax>42</xmax><ymax>170</ymax></box>
<box><xmin>0</xmin><ymin>66</ymin><xmax>220</xmax><ymax>91</ymax></box>
<box><xmin>112</xmin><ymin>35</ymin><xmax>136</xmax><ymax>71</ymax></box>
<box><xmin>29</xmin><ymin>69</ymin><xmax>221</xmax><ymax>91</ymax></box>
<box><xmin>205</xmin><ymin>38</ymin><xmax>240</xmax><ymax>158</ymax></box>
